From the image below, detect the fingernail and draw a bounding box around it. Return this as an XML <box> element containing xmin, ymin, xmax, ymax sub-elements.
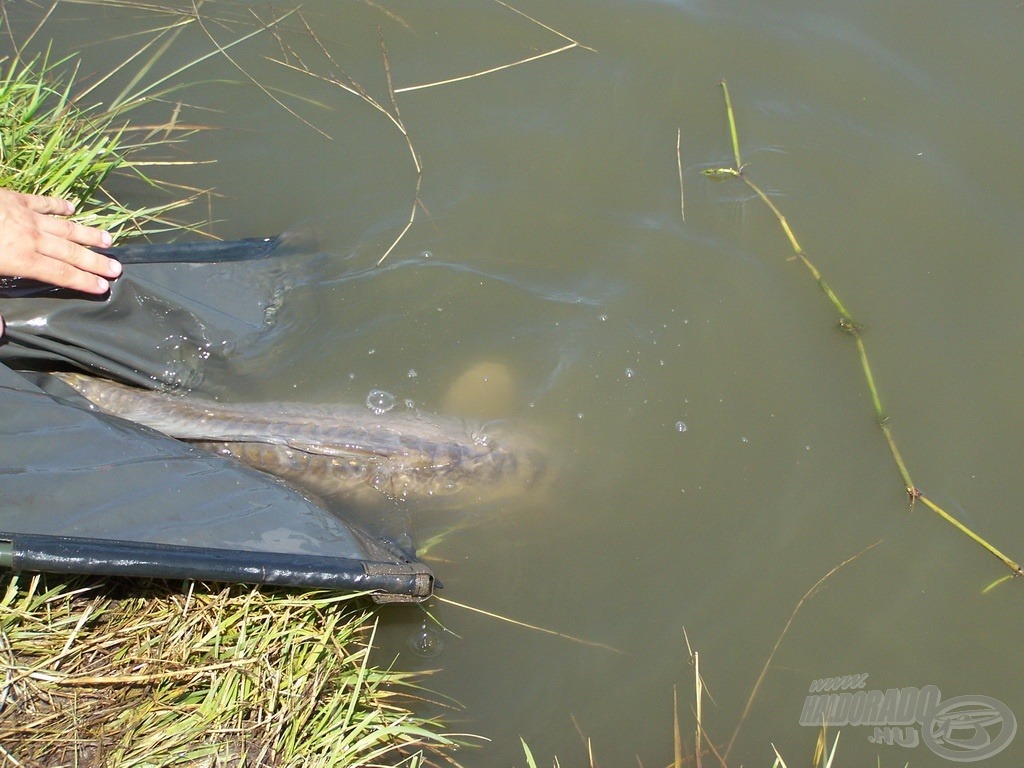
<box><xmin>108</xmin><ymin>259</ymin><xmax>122</xmax><ymax>277</ymax></box>
<box><xmin>96</xmin><ymin>277</ymin><xmax>110</xmax><ymax>293</ymax></box>
<box><xmin>100</xmin><ymin>231</ymin><xmax>113</xmax><ymax>247</ymax></box>
<box><xmin>65</xmin><ymin>201</ymin><xmax>76</xmax><ymax>215</ymax></box>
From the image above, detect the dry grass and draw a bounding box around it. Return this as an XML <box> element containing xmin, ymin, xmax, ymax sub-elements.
<box><xmin>0</xmin><ymin>573</ymin><xmax>460</xmax><ymax>767</ymax></box>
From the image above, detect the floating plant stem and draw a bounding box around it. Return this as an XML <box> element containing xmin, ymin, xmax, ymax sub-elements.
<box><xmin>702</xmin><ymin>80</ymin><xmax>1021</xmax><ymax>577</ymax></box>
<box><xmin>676</xmin><ymin>127</ymin><xmax>685</xmax><ymax>222</ymax></box>
<box><xmin>437</xmin><ymin>596</ymin><xmax>624</xmax><ymax>654</ymax></box>
<box><xmin>273</xmin><ymin>1</ymin><xmax>590</xmax><ymax>266</ymax></box>
<box><xmin>720</xmin><ymin>78</ymin><xmax>741</xmax><ymax>169</ymax></box>
<box><xmin>394</xmin><ymin>0</ymin><xmax>595</xmax><ymax>94</ymax></box>
<box><xmin>725</xmin><ymin>542</ymin><xmax>880</xmax><ymax>760</ymax></box>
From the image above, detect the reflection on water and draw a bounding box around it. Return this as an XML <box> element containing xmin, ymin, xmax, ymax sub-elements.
<box><xmin>9</xmin><ymin>0</ymin><xmax>1024</xmax><ymax>765</ymax></box>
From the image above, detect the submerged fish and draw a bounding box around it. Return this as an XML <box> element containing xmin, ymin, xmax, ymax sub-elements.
<box><xmin>54</xmin><ymin>372</ymin><xmax>545</xmax><ymax>507</ymax></box>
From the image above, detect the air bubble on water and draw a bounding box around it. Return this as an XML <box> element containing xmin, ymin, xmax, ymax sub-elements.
<box><xmin>470</xmin><ymin>423</ymin><xmax>491</xmax><ymax>447</ymax></box>
<box><xmin>366</xmin><ymin>389</ymin><xmax>395</xmax><ymax>414</ymax></box>
<box><xmin>625</xmin><ymin>368</ymin><xmax>635</xmax><ymax>379</ymax></box>
<box><xmin>577</xmin><ymin>412</ymin><xmax>585</xmax><ymax>419</ymax></box>
<box><xmin>409</xmin><ymin>621</ymin><xmax>444</xmax><ymax>658</ymax></box>
<box><xmin>405</xmin><ymin>398</ymin><xmax>415</xmax><ymax>409</ymax></box>
<box><xmin>407</xmin><ymin>369</ymin><xmax>418</xmax><ymax>378</ymax></box>
<box><xmin>675</xmin><ymin>421</ymin><xmax>687</xmax><ymax>433</ymax></box>
<box><xmin>421</xmin><ymin>250</ymin><xmax>432</xmax><ymax>259</ymax></box>
<box><xmin>156</xmin><ymin>334</ymin><xmax>205</xmax><ymax>390</ymax></box>
<box><xmin>368</xmin><ymin>348</ymin><xmax>376</xmax><ymax>355</ymax></box>
<box><xmin>741</xmin><ymin>436</ymin><xmax>750</xmax><ymax>443</ymax></box>
<box><xmin>348</xmin><ymin>372</ymin><xmax>356</xmax><ymax>381</ymax></box>
<box><xmin>599</xmin><ymin>314</ymin><xmax>608</xmax><ymax>322</ymax></box>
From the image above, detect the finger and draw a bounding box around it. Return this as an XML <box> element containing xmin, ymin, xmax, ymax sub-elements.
<box><xmin>16</xmin><ymin>253</ymin><xmax>112</xmax><ymax>294</ymax></box>
<box><xmin>36</xmin><ymin>211</ymin><xmax>112</xmax><ymax>249</ymax></box>
<box><xmin>36</xmin><ymin>232</ymin><xmax>121</xmax><ymax>280</ymax></box>
<box><xmin>16</xmin><ymin>234</ymin><xmax>120</xmax><ymax>293</ymax></box>
<box><xmin>0</xmin><ymin>189</ymin><xmax>75</xmax><ymax>216</ymax></box>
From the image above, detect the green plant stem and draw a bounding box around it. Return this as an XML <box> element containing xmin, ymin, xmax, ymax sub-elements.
<box><xmin>719</xmin><ymin>79</ymin><xmax>741</xmax><ymax>169</ymax></box>
<box><xmin>709</xmin><ymin>80</ymin><xmax>1022</xmax><ymax>577</ymax></box>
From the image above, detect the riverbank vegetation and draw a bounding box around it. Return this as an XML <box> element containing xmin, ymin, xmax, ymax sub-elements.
<box><xmin>0</xmin><ymin>574</ymin><xmax>457</xmax><ymax>766</ymax></box>
<box><xmin>0</xmin><ymin>22</ymin><xmax>202</xmax><ymax>238</ymax></box>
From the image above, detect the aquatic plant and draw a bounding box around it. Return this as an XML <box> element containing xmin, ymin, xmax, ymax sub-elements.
<box><xmin>268</xmin><ymin>0</ymin><xmax>593</xmax><ymax>266</ymax></box>
<box><xmin>515</xmin><ymin>550</ymin><xmax>860</xmax><ymax>768</ymax></box>
<box><xmin>699</xmin><ymin>81</ymin><xmax>1021</xmax><ymax>581</ymax></box>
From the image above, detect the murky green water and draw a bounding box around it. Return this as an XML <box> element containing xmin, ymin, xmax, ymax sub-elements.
<box><xmin>8</xmin><ymin>1</ymin><xmax>1024</xmax><ymax>765</ymax></box>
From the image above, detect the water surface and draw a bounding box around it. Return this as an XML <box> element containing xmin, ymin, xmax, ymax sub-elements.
<box><xmin>8</xmin><ymin>2</ymin><xmax>1024</xmax><ymax>765</ymax></box>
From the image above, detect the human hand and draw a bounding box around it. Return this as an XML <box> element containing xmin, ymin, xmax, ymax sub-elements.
<box><xmin>0</xmin><ymin>189</ymin><xmax>121</xmax><ymax>337</ymax></box>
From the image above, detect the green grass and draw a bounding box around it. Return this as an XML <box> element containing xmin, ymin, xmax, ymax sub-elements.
<box><xmin>0</xmin><ymin>43</ymin><xmax>203</xmax><ymax>238</ymax></box>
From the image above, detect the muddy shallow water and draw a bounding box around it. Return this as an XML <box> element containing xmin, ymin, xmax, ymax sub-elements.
<box><xmin>8</xmin><ymin>2</ymin><xmax>1024</xmax><ymax>765</ymax></box>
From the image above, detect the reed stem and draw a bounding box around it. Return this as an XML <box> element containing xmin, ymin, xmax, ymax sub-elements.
<box><xmin>704</xmin><ymin>80</ymin><xmax>1022</xmax><ymax>577</ymax></box>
